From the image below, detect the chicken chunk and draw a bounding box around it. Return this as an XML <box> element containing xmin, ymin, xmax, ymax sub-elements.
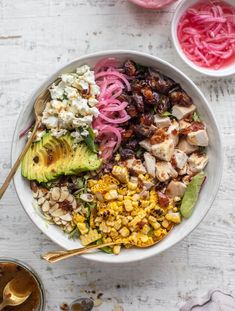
<box><xmin>151</xmin><ymin>138</ymin><xmax>175</xmax><ymax>161</ymax></box>
<box><xmin>172</xmin><ymin>149</ymin><xmax>188</xmax><ymax>169</ymax></box>
<box><xmin>167</xmin><ymin>119</ymin><xmax>179</xmax><ymax>146</ymax></box>
<box><xmin>125</xmin><ymin>158</ymin><xmax>147</xmax><ymax>175</ymax></box>
<box><xmin>139</xmin><ymin>139</ymin><xmax>152</xmax><ymax>152</ymax></box>
<box><xmin>187</xmin><ymin>129</ymin><xmax>209</xmax><ymax>146</ymax></box>
<box><xmin>155</xmin><ymin>161</ymin><xmax>178</xmax><ymax>182</ymax></box>
<box><xmin>177</xmin><ymin>138</ymin><xmax>198</xmax><ymax>155</ymax></box>
<box><xmin>166</xmin><ymin>180</ymin><xmax>187</xmax><ymax>198</ymax></box>
<box><xmin>144</xmin><ymin>152</ymin><xmax>156</xmax><ymax>177</ymax></box>
<box><xmin>172</xmin><ymin>104</ymin><xmax>196</xmax><ymax>120</ymax></box>
<box><xmin>154</xmin><ymin>115</ymin><xmax>171</xmax><ymax>128</ymax></box>
<box><xmin>178</xmin><ymin>163</ymin><xmax>188</xmax><ymax>175</ymax></box>
<box><xmin>188</xmin><ymin>152</ymin><xmax>209</xmax><ymax>173</ymax></box>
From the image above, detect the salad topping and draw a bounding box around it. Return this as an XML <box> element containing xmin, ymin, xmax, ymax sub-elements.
<box><xmin>22</xmin><ymin>58</ymin><xmax>209</xmax><ymax>255</ymax></box>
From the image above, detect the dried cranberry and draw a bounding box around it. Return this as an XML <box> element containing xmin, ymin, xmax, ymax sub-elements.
<box><xmin>156</xmin><ymin>95</ymin><xmax>171</xmax><ymax>114</ymax></box>
<box><xmin>124</xmin><ymin>59</ymin><xmax>137</xmax><ymax>76</ymax></box>
<box><xmin>132</xmin><ymin>92</ymin><xmax>144</xmax><ymax>112</ymax></box>
<box><xmin>133</xmin><ymin>124</ymin><xmax>153</xmax><ymax>138</ymax></box>
<box><xmin>125</xmin><ymin>139</ymin><xmax>139</xmax><ymax>150</ymax></box>
<box><xmin>126</xmin><ymin>104</ymin><xmax>138</xmax><ymax>117</ymax></box>
<box><xmin>170</xmin><ymin>91</ymin><xmax>192</xmax><ymax>107</ymax></box>
<box><xmin>120</xmin><ymin>148</ymin><xmax>135</xmax><ymax>160</ymax></box>
<box><xmin>140</xmin><ymin>113</ymin><xmax>154</xmax><ymax>126</ymax></box>
<box><xmin>122</xmin><ymin>129</ymin><xmax>134</xmax><ymax>140</ymax></box>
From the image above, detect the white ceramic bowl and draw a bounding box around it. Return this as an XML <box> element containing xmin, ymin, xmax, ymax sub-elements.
<box><xmin>12</xmin><ymin>50</ymin><xmax>222</xmax><ymax>264</ymax></box>
<box><xmin>171</xmin><ymin>0</ymin><xmax>235</xmax><ymax>77</ymax></box>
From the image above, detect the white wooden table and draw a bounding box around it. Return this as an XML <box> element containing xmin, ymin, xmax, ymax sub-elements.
<box><xmin>0</xmin><ymin>1</ymin><xmax>234</xmax><ymax>310</ymax></box>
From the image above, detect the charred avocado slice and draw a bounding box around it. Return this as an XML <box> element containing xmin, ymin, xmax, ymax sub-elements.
<box><xmin>21</xmin><ymin>133</ymin><xmax>101</xmax><ymax>182</ymax></box>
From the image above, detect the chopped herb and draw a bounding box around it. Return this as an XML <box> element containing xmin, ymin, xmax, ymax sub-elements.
<box><xmin>69</xmin><ymin>227</ymin><xmax>80</xmax><ymax>239</ymax></box>
<box><xmin>82</xmin><ymin>127</ymin><xmax>98</xmax><ymax>153</ymax></box>
<box><xmin>161</xmin><ymin>111</ymin><xmax>173</xmax><ymax>117</ymax></box>
<box><xmin>96</xmin><ymin>239</ymin><xmax>113</xmax><ymax>254</ymax></box>
<box><xmin>136</xmin><ymin>63</ymin><xmax>148</xmax><ymax>73</ymax></box>
<box><xmin>192</xmin><ymin>112</ymin><xmax>201</xmax><ymax>122</ymax></box>
<box><xmin>136</xmin><ymin>147</ymin><xmax>144</xmax><ymax>158</ymax></box>
<box><xmin>76</xmin><ymin>178</ymin><xmax>84</xmax><ymax>189</ymax></box>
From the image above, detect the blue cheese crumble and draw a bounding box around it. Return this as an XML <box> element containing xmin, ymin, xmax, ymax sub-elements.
<box><xmin>41</xmin><ymin>65</ymin><xmax>100</xmax><ymax>141</ymax></box>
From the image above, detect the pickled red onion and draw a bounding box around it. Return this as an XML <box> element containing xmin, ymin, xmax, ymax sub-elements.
<box><xmin>93</xmin><ymin>58</ymin><xmax>131</xmax><ymax>160</ymax></box>
<box><xmin>177</xmin><ymin>1</ymin><xmax>235</xmax><ymax>69</ymax></box>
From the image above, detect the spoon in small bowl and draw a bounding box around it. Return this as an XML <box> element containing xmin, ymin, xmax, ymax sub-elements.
<box><xmin>0</xmin><ymin>78</ymin><xmax>60</xmax><ymax>200</ymax></box>
<box><xmin>0</xmin><ymin>278</ymin><xmax>32</xmax><ymax>310</ymax></box>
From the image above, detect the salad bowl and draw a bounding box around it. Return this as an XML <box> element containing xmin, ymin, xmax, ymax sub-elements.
<box><xmin>12</xmin><ymin>50</ymin><xmax>222</xmax><ymax>264</ymax></box>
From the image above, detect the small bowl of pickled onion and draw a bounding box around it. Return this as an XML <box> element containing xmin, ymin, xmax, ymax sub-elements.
<box><xmin>171</xmin><ymin>0</ymin><xmax>235</xmax><ymax>77</ymax></box>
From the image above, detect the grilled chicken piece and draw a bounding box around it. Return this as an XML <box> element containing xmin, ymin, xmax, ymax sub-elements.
<box><xmin>172</xmin><ymin>104</ymin><xmax>196</xmax><ymax>120</ymax></box>
<box><xmin>188</xmin><ymin>152</ymin><xmax>209</xmax><ymax>173</ymax></box>
<box><xmin>187</xmin><ymin>129</ymin><xmax>209</xmax><ymax>146</ymax></box>
<box><xmin>139</xmin><ymin>139</ymin><xmax>152</xmax><ymax>152</ymax></box>
<box><xmin>125</xmin><ymin>158</ymin><xmax>147</xmax><ymax>175</ymax></box>
<box><xmin>151</xmin><ymin>139</ymin><xmax>175</xmax><ymax>162</ymax></box>
<box><xmin>154</xmin><ymin>115</ymin><xmax>171</xmax><ymax>128</ymax></box>
<box><xmin>144</xmin><ymin>152</ymin><xmax>156</xmax><ymax>177</ymax></box>
<box><xmin>167</xmin><ymin>119</ymin><xmax>179</xmax><ymax>146</ymax></box>
<box><xmin>166</xmin><ymin>180</ymin><xmax>187</xmax><ymax>198</ymax></box>
<box><xmin>172</xmin><ymin>149</ymin><xmax>188</xmax><ymax>169</ymax></box>
<box><xmin>155</xmin><ymin>161</ymin><xmax>178</xmax><ymax>182</ymax></box>
<box><xmin>177</xmin><ymin>138</ymin><xmax>198</xmax><ymax>155</ymax></box>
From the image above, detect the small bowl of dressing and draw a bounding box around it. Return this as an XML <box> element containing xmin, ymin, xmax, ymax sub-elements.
<box><xmin>172</xmin><ymin>0</ymin><xmax>235</xmax><ymax>77</ymax></box>
<box><xmin>0</xmin><ymin>258</ymin><xmax>45</xmax><ymax>311</ymax></box>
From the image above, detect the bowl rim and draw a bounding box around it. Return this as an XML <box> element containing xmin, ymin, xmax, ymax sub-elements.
<box><xmin>12</xmin><ymin>49</ymin><xmax>223</xmax><ymax>264</ymax></box>
<box><xmin>171</xmin><ymin>0</ymin><xmax>235</xmax><ymax>77</ymax></box>
<box><xmin>128</xmin><ymin>0</ymin><xmax>177</xmax><ymax>9</ymax></box>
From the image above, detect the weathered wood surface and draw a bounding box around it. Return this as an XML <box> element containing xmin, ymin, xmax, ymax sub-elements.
<box><xmin>0</xmin><ymin>1</ymin><xmax>234</xmax><ymax>310</ymax></box>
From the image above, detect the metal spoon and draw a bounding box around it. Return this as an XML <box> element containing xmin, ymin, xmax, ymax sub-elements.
<box><xmin>42</xmin><ymin>227</ymin><xmax>173</xmax><ymax>263</ymax></box>
<box><xmin>69</xmin><ymin>298</ymin><xmax>94</xmax><ymax>311</ymax></box>
<box><xmin>0</xmin><ymin>278</ymin><xmax>32</xmax><ymax>310</ymax></box>
<box><xmin>0</xmin><ymin>78</ymin><xmax>60</xmax><ymax>200</ymax></box>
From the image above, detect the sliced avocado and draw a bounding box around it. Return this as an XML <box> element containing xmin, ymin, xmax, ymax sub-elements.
<box><xmin>21</xmin><ymin>132</ymin><xmax>101</xmax><ymax>182</ymax></box>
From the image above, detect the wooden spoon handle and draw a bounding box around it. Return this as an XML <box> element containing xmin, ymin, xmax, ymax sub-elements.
<box><xmin>42</xmin><ymin>242</ymin><xmax>118</xmax><ymax>263</ymax></box>
<box><xmin>0</xmin><ymin>119</ymin><xmax>40</xmax><ymax>200</ymax></box>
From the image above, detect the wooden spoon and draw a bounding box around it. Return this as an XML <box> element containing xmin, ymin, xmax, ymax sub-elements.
<box><xmin>0</xmin><ymin>78</ymin><xmax>60</xmax><ymax>200</ymax></box>
<box><xmin>0</xmin><ymin>278</ymin><xmax>32</xmax><ymax>310</ymax></box>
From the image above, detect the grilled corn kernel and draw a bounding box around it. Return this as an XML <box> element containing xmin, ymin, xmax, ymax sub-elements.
<box><xmin>141</xmin><ymin>224</ymin><xmax>150</xmax><ymax>235</ymax></box>
<box><xmin>141</xmin><ymin>200</ymin><xmax>150</xmax><ymax>208</ymax></box>
<box><xmin>140</xmin><ymin>235</ymin><xmax>149</xmax><ymax>243</ymax></box>
<box><xmin>73</xmin><ymin>214</ymin><xmax>85</xmax><ymax>223</ymax></box>
<box><xmin>165</xmin><ymin>212</ymin><xmax>181</xmax><ymax>224</ymax></box>
<box><xmin>132</xmin><ymin>201</ymin><xmax>139</xmax><ymax>208</ymax></box>
<box><xmin>80</xmin><ymin>229</ymin><xmax>101</xmax><ymax>246</ymax></box>
<box><xmin>113</xmin><ymin>245</ymin><xmax>121</xmax><ymax>255</ymax></box>
<box><xmin>128</xmin><ymin>182</ymin><xmax>138</xmax><ymax>190</ymax></box>
<box><xmin>124</xmin><ymin>200</ymin><xmax>133</xmax><ymax>212</ymax></box>
<box><xmin>112</xmin><ymin>166</ymin><xmax>129</xmax><ymax>183</ymax></box>
<box><xmin>132</xmin><ymin>194</ymin><xmax>140</xmax><ymax>201</ymax></box>
<box><xmin>162</xmin><ymin>220</ymin><xmax>169</xmax><ymax>228</ymax></box>
<box><xmin>114</xmin><ymin>219</ymin><xmax>122</xmax><ymax>231</ymax></box>
<box><xmin>104</xmin><ymin>189</ymin><xmax>118</xmax><ymax>201</ymax></box>
<box><xmin>118</xmin><ymin>195</ymin><xmax>124</xmax><ymax>201</ymax></box>
<box><xmin>77</xmin><ymin>223</ymin><xmax>88</xmax><ymax>235</ymax></box>
<box><xmin>119</xmin><ymin>227</ymin><xmax>130</xmax><ymax>237</ymax></box>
